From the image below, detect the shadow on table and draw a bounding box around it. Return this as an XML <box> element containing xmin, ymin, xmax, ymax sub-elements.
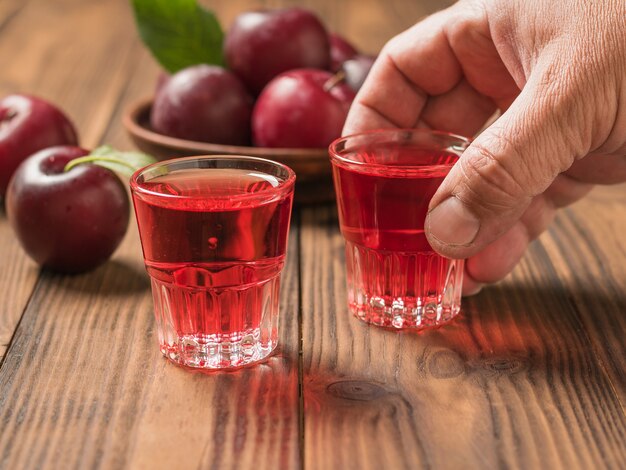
<box><xmin>39</xmin><ymin>258</ymin><xmax>150</xmax><ymax>296</ymax></box>
<box><xmin>301</xmin><ymin>281</ymin><xmax>623</xmax><ymax>413</ymax></box>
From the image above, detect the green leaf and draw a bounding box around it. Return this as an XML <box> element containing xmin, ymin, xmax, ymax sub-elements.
<box><xmin>64</xmin><ymin>145</ymin><xmax>157</xmax><ymax>177</ymax></box>
<box><xmin>131</xmin><ymin>0</ymin><xmax>224</xmax><ymax>73</ymax></box>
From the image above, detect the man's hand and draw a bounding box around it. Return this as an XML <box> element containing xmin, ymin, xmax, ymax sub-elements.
<box><xmin>343</xmin><ymin>0</ymin><xmax>626</xmax><ymax>294</ymax></box>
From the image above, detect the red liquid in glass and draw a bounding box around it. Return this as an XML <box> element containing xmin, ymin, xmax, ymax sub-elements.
<box><xmin>332</xmin><ymin>142</ymin><xmax>463</xmax><ymax>328</ymax></box>
<box><xmin>132</xmin><ymin>168</ymin><xmax>293</xmax><ymax>367</ymax></box>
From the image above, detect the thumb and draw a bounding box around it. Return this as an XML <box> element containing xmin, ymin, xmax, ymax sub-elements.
<box><xmin>425</xmin><ymin>72</ymin><xmax>581</xmax><ymax>259</ymax></box>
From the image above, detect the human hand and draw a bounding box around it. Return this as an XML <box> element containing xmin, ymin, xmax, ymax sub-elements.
<box><xmin>343</xmin><ymin>0</ymin><xmax>626</xmax><ymax>295</ymax></box>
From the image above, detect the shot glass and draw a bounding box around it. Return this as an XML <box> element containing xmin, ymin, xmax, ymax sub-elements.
<box><xmin>329</xmin><ymin>129</ymin><xmax>470</xmax><ymax>329</ymax></box>
<box><xmin>130</xmin><ymin>156</ymin><xmax>295</xmax><ymax>369</ymax></box>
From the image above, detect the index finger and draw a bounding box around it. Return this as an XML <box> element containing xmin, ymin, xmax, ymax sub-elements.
<box><xmin>343</xmin><ymin>8</ymin><xmax>463</xmax><ymax>135</ymax></box>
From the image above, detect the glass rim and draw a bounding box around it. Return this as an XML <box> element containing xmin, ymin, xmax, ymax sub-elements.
<box><xmin>328</xmin><ymin>128</ymin><xmax>471</xmax><ymax>168</ymax></box>
<box><xmin>130</xmin><ymin>154</ymin><xmax>296</xmax><ymax>202</ymax></box>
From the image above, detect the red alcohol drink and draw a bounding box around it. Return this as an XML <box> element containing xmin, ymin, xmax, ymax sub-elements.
<box><xmin>131</xmin><ymin>157</ymin><xmax>294</xmax><ymax>369</ymax></box>
<box><xmin>330</xmin><ymin>130</ymin><xmax>469</xmax><ymax>329</ymax></box>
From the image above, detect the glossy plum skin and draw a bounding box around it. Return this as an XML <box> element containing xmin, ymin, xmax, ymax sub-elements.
<box><xmin>329</xmin><ymin>33</ymin><xmax>358</xmax><ymax>71</ymax></box>
<box><xmin>151</xmin><ymin>65</ymin><xmax>253</xmax><ymax>145</ymax></box>
<box><xmin>252</xmin><ymin>69</ymin><xmax>355</xmax><ymax>148</ymax></box>
<box><xmin>224</xmin><ymin>8</ymin><xmax>331</xmax><ymax>94</ymax></box>
<box><xmin>6</xmin><ymin>146</ymin><xmax>130</xmax><ymax>274</ymax></box>
<box><xmin>0</xmin><ymin>94</ymin><xmax>78</xmax><ymax>197</ymax></box>
<box><xmin>342</xmin><ymin>54</ymin><xmax>376</xmax><ymax>91</ymax></box>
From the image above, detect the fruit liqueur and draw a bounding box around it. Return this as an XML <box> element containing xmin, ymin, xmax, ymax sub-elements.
<box><xmin>132</xmin><ymin>167</ymin><xmax>293</xmax><ymax>367</ymax></box>
<box><xmin>332</xmin><ymin>142</ymin><xmax>463</xmax><ymax>327</ymax></box>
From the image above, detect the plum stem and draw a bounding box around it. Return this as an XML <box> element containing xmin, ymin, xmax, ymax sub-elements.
<box><xmin>64</xmin><ymin>155</ymin><xmax>137</xmax><ymax>173</ymax></box>
<box><xmin>323</xmin><ymin>70</ymin><xmax>346</xmax><ymax>92</ymax></box>
<box><xmin>0</xmin><ymin>108</ymin><xmax>17</xmax><ymax>131</ymax></box>
<box><xmin>63</xmin><ymin>145</ymin><xmax>156</xmax><ymax>177</ymax></box>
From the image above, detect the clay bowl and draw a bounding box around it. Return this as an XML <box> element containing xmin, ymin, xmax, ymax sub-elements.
<box><xmin>122</xmin><ymin>98</ymin><xmax>335</xmax><ymax>204</ymax></box>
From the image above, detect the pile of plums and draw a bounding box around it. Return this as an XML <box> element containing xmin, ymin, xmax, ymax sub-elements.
<box><xmin>151</xmin><ymin>7</ymin><xmax>375</xmax><ymax>148</ymax></box>
<box><xmin>0</xmin><ymin>94</ymin><xmax>130</xmax><ymax>273</ymax></box>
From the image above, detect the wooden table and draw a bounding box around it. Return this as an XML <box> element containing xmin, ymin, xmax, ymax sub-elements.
<box><xmin>1</xmin><ymin>0</ymin><xmax>625</xmax><ymax>468</ymax></box>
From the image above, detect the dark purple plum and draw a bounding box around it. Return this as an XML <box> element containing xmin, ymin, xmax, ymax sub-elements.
<box><xmin>329</xmin><ymin>33</ymin><xmax>358</xmax><ymax>71</ymax></box>
<box><xmin>342</xmin><ymin>54</ymin><xmax>376</xmax><ymax>91</ymax></box>
<box><xmin>0</xmin><ymin>94</ymin><xmax>78</xmax><ymax>197</ymax></box>
<box><xmin>224</xmin><ymin>8</ymin><xmax>331</xmax><ymax>94</ymax></box>
<box><xmin>151</xmin><ymin>65</ymin><xmax>253</xmax><ymax>145</ymax></box>
<box><xmin>252</xmin><ymin>69</ymin><xmax>355</xmax><ymax>148</ymax></box>
<box><xmin>6</xmin><ymin>146</ymin><xmax>129</xmax><ymax>274</ymax></box>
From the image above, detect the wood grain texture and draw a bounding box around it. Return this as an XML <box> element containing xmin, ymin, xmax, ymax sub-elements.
<box><xmin>299</xmin><ymin>204</ymin><xmax>626</xmax><ymax>470</ymax></box>
<box><xmin>0</xmin><ymin>0</ymin><xmax>26</xmax><ymax>38</ymax></box>
<box><xmin>0</xmin><ymin>218</ymin><xmax>39</xmax><ymax>361</ymax></box>
<box><xmin>0</xmin><ymin>0</ymin><xmax>141</xmax><ymax>148</ymax></box>
<box><xmin>540</xmin><ymin>185</ymin><xmax>626</xmax><ymax>404</ymax></box>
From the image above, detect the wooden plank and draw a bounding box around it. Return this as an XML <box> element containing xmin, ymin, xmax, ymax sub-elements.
<box><xmin>0</xmin><ymin>219</ymin><xmax>39</xmax><ymax>361</ymax></box>
<box><xmin>0</xmin><ymin>0</ymin><xmax>27</xmax><ymax>36</ymax></box>
<box><xmin>539</xmin><ymin>184</ymin><xmax>626</xmax><ymax>404</ymax></box>
<box><xmin>0</xmin><ymin>0</ymin><xmax>142</xmax><ymax>148</ymax></box>
<box><xmin>299</xmin><ymin>200</ymin><xmax>626</xmax><ymax>469</ymax></box>
<box><xmin>96</xmin><ymin>45</ymin><xmax>160</xmax><ymax>150</ymax></box>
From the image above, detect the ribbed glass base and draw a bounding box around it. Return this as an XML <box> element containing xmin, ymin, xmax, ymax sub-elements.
<box><xmin>345</xmin><ymin>241</ymin><xmax>463</xmax><ymax>329</ymax></box>
<box><xmin>150</xmin><ymin>275</ymin><xmax>280</xmax><ymax>369</ymax></box>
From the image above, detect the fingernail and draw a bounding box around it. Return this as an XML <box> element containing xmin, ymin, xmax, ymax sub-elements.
<box><xmin>427</xmin><ymin>197</ymin><xmax>480</xmax><ymax>246</ymax></box>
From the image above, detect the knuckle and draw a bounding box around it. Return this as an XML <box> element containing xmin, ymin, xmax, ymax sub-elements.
<box><xmin>455</xmin><ymin>140</ymin><xmax>532</xmax><ymax>216</ymax></box>
<box><xmin>445</xmin><ymin>1</ymin><xmax>488</xmax><ymax>46</ymax></box>
<box><xmin>380</xmin><ymin>35</ymin><xmax>403</xmax><ymax>57</ymax></box>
